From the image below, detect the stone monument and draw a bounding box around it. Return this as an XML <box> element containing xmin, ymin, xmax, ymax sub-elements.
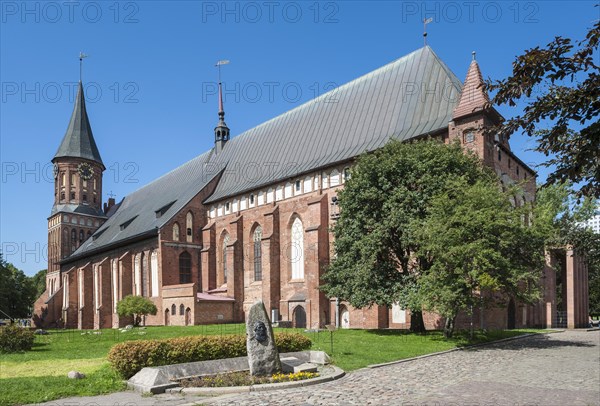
<box><xmin>246</xmin><ymin>300</ymin><xmax>281</xmax><ymax>376</ymax></box>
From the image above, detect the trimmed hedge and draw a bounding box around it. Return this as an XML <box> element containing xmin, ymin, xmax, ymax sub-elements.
<box><xmin>0</xmin><ymin>325</ymin><xmax>35</xmax><ymax>353</ymax></box>
<box><xmin>108</xmin><ymin>332</ymin><xmax>312</xmax><ymax>378</ymax></box>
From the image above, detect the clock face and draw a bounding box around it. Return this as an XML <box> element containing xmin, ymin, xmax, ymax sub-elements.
<box><xmin>77</xmin><ymin>163</ymin><xmax>93</xmax><ymax>180</ymax></box>
<box><xmin>53</xmin><ymin>163</ymin><xmax>59</xmax><ymax>179</ymax></box>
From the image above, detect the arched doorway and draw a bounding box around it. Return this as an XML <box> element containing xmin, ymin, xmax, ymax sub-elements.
<box><xmin>164</xmin><ymin>309</ymin><xmax>170</xmax><ymax>326</ymax></box>
<box><xmin>185</xmin><ymin>308</ymin><xmax>192</xmax><ymax>326</ymax></box>
<box><xmin>340</xmin><ymin>306</ymin><xmax>350</xmax><ymax>329</ymax></box>
<box><xmin>507</xmin><ymin>299</ymin><xmax>516</xmax><ymax>329</ymax></box>
<box><xmin>292</xmin><ymin>305</ymin><xmax>306</xmax><ymax>329</ymax></box>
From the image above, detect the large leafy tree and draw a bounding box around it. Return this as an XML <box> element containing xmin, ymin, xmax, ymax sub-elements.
<box><xmin>415</xmin><ymin>179</ymin><xmax>545</xmax><ymax>338</ymax></box>
<box><xmin>322</xmin><ymin>139</ymin><xmax>495</xmax><ymax>332</ymax></box>
<box><xmin>484</xmin><ymin>18</ymin><xmax>599</xmax><ymax>198</ymax></box>
<box><xmin>117</xmin><ymin>295</ymin><xmax>158</xmax><ymax>326</ymax></box>
<box><xmin>0</xmin><ymin>254</ymin><xmax>36</xmax><ymax>319</ymax></box>
<box><xmin>30</xmin><ymin>269</ymin><xmax>47</xmax><ymax>300</ymax></box>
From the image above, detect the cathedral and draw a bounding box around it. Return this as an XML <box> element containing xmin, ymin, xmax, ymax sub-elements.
<box><xmin>33</xmin><ymin>46</ymin><xmax>590</xmax><ymax>330</ymax></box>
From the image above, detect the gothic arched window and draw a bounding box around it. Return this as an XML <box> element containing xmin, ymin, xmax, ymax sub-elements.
<box><xmin>291</xmin><ymin>217</ymin><xmax>304</xmax><ymax>279</ymax></box>
<box><xmin>173</xmin><ymin>223</ymin><xmax>180</xmax><ymax>241</ymax></box>
<box><xmin>253</xmin><ymin>226</ymin><xmax>262</xmax><ymax>281</ymax></box>
<box><xmin>222</xmin><ymin>234</ymin><xmax>230</xmax><ymax>284</ymax></box>
<box><xmin>186</xmin><ymin>212</ymin><xmax>193</xmax><ymax>242</ymax></box>
<box><xmin>179</xmin><ymin>251</ymin><xmax>192</xmax><ymax>284</ymax></box>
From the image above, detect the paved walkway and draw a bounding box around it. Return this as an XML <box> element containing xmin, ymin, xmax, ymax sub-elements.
<box><xmin>36</xmin><ymin>330</ymin><xmax>600</xmax><ymax>406</ymax></box>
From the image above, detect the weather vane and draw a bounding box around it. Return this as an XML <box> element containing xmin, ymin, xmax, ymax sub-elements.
<box><xmin>215</xmin><ymin>60</ymin><xmax>230</xmax><ymax>114</ymax></box>
<box><xmin>79</xmin><ymin>52</ymin><xmax>89</xmax><ymax>82</ymax></box>
<box><xmin>108</xmin><ymin>191</ymin><xmax>115</xmax><ymax>199</ymax></box>
<box><xmin>215</xmin><ymin>60</ymin><xmax>230</xmax><ymax>84</ymax></box>
<box><xmin>423</xmin><ymin>17</ymin><xmax>433</xmax><ymax>46</ymax></box>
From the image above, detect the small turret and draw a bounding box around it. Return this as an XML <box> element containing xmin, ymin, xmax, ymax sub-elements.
<box><xmin>214</xmin><ymin>80</ymin><xmax>230</xmax><ymax>153</ymax></box>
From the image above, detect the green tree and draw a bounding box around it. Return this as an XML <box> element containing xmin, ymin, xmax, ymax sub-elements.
<box><xmin>415</xmin><ymin>179</ymin><xmax>545</xmax><ymax>338</ymax></box>
<box><xmin>322</xmin><ymin>139</ymin><xmax>495</xmax><ymax>332</ymax></box>
<box><xmin>30</xmin><ymin>269</ymin><xmax>47</xmax><ymax>300</ymax></box>
<box><xmin>116</xmin><ymin>295</ymin><xmax>158</xmax><ymax>326</ymax></box>
<box><xmin>484</xmin><ymin>18</ymin><xmax>599</xmax><ymax>198</ymax></box>
<box><xmin>0</xmin><ymin>255</ymin><xmax>36</xmax><ymax>319</ymax></box>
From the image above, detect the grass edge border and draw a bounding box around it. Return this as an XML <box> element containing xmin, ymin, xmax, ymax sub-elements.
<box><xmin>366</xmin><ymin>330</ymin><xmax>553</xmax><ymax>369</ymax></box>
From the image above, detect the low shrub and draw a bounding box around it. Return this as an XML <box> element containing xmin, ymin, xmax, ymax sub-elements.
<box><xmin>275</xmin><ymin>332</ymin><xmax>312</xmax><ymax>352</ymax></box>
<box><xmin>0</xmin><ymin>325</ymin><xmax>35</xmax><ymax>353</ymax></box>
<box><xmin>108</xmin><ymin>332</ymin><xmax>312</xmax><ymax>378</ymax></box>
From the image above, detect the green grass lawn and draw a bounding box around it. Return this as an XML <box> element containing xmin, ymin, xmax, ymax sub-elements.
<box><xmin>0</xmin><ymin>325</ymin><xmax>542</xmax><ymax>405</ymax></box>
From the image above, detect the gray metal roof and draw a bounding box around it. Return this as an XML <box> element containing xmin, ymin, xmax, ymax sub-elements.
<box><xmin>68</xmin><ymin>150</ymin><xmax>216</xmax><ymax>260</ymax></box>
<box><xmin>204</xmin><ymin>46</ymin><xmax>463</xmax><ymax>203</ymax></box>
<box><xmin>50</xmin><ymin>203</ymin><xmax>105</xmax><ymax>217</ymax></box>
<box><xmin>53</xmin><ymin>81</ymin><xmax>104</xmax><ymax>167</ymax></box>
<box><xmin>64</xmin><ymin>46</ymin><xmax>464</xmax><ymax>260</ymax></box>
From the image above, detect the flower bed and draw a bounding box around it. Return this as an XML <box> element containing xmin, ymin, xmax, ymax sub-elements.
<box><xmin>178</xmin><ymin>371</ymin><xmax>319</xmax><ymax>388</ymax></box>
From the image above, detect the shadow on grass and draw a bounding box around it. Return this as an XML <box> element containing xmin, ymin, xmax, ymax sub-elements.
<box><xmin>31</xmin><ymin>342</ymin><xmax>51</xmax><ymax>350</ymax></box>
<box><xmin>364</xmin><ymin>329</ymin><xmax>413</xmax><ymax>336</ymax></box>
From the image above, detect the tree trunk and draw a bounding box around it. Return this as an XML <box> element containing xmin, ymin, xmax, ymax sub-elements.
<box><xmin>444</xmin><ymin>315</ymin><xmax>456</xmax><ymax>338</ymax></box>
<box><xmin>409</xmin><ymin>310</ymin><xmax>426</xmax><ymax>333</ymax></box>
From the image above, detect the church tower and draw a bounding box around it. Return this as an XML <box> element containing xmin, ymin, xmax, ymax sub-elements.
<box><xmin>46</xmin><ymin>81</ymin><xmax>106</xmax><ymax>297</ymax></box>
<box><xmin>448</xmin><ymin>51</ymin><xmax>506</xmax><ymax>172</ymax></box>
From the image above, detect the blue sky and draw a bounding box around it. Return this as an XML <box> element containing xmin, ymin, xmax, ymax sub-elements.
<box><xmin>1</xmin><ymin>0</ymin><xmax>597</xmax><ymax>275</ymax></box>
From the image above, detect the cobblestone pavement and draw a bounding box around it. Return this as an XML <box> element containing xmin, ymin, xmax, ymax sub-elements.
<box><xmin>199</xmin><ymin>330</ymin><xmax>600</xmax><ymax>406</ymax></box>
<box><xmin>36</xmin><ymin>330</ymin><xmax>599</xmax><ymax>406</ymax></box>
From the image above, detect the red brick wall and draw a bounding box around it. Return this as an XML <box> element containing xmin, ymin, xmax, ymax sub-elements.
<box><xmin>195</xmin><ymin>302</ymin><xmax>234</xmax><ymax>324</ymax></box>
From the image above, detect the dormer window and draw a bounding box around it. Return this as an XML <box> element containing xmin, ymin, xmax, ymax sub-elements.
<box><xmin>92</xmin><ymin>228</ymin><xmax>107</xmax><ymax>241</ymax></box>
<box><xmin>155</xmin><ymin>200</ymin><xmax>177</xmax><ymax>218</ymax></box>
<box><xmin>120</xmin><ymin>216</ymin><xmax>138</xmax><ymax>230</ymax></box>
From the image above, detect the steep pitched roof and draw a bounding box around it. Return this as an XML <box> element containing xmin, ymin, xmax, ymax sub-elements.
<box><xmin>204</xmin><ymin>46</ymin><xmax>463</xmax><ymax>203</ymax></box>
<box><xmin>64</xmin><ymin>46</ymin><xmax>466</xmax><ymax>260</ymax></box>
<box><xmin>453</xmin><ymin>57</ymin><xmax>491</xmax><ymax>119</ymax></box>
<box><xmin>66</xmin><ymin>150</ymin><xmax>216</xmax><ymax>260</ymax></box>
<box><xmin>53</xmin><ymin>81</ymin><xmax>104</xmax><ymax>167</ymax></box>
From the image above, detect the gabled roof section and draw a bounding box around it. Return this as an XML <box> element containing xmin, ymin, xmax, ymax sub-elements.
<box><xmin>67</xmin><ymin>150</ymin><xmax>217</xmax><ymax>260</ymax></box>
<box><xmin>53</xmin><ymin>81</ymin><xmax>104</xmax><ymax>167</ymax></box>
<box><xmin>50</xmin><ymin>203</ymin><xmax>105</xmax><ymax>217</ymax></box>
<box><xmin>453</xmin><ymin>57</ymin><xmax>491</xmax><ymax>119</ymax></box>
<box><xmin>205</xmin><ymin>46</ymin><xmax>463</xmax><ymax>203</ymax></box>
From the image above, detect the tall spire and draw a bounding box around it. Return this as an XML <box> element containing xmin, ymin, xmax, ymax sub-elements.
<box><xmin>214</xmin><ymin>60</ymin><xmax>230</xmax><ymax>153</ymax></box>
<box><xmin>453</xmin><ymin>51</ymin><xmax>491</xmax><ymax>119</ymax></box>
<box><xmin>53</xmin><ymin>81</ymin><xmax>104</xmax><ymax>168</ymax></box>
<box><xmin>218</xmin><ymin>80</ymin><xmax>224</xmax><ymax>116</ymax></box>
